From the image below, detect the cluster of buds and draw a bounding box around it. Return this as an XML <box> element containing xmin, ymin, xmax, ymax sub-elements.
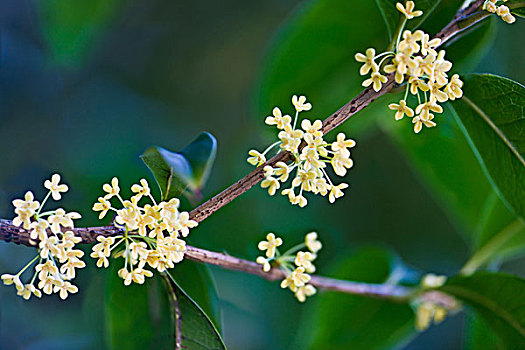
<box><xmin>1</xmin><ymin>174</ymin><xmax>84</xmax><ymax>300</ymax></box>
<box><xmin>256</xmin><ymin>232</ymin><xmax>322</xmax><ymax>302</ymax></box>
<box><xmin>355</xmin><ymin>1</ymin><xmax>464</xmax><ymax>133</ymax></box>
<box><xmin>247</xmin><ymin>95</ymin><xmax>356</xmax><ymax>207</ymax></box>
<box><xmin>483</xmin><ymin>0</ymin><xmax>516</xmax><ymax>23</ymax></box>
<box><xmin>413</xmin><ymin>273</ymin><xmax>456</xmax><ymax>331</ymax></box>
<box><xmin>91</xmin><ymin>178</ymin><xmax>197</xmax><ymax>285</ymax></box>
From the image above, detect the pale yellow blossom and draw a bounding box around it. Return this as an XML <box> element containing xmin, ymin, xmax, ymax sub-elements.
<box><xmin>305</xmin><ymin>232</ymin><xmax>322</xmax><ymax>253</ymax></box>
<box><xmin>44</xmin><ymin>174</ymin><xmax>69</xmax><ymax>201</ymax></box>
<box><xmin>396</xmin><ymin>1</ymin><xmax>423</xmax><ymax>19</ymax></box>
<box><xmin>247</xmin><ymin>150</ymin><xmax>266</xmax><ymax>166</ymax></box>
<box><xmin>389</xmin><ymin>100</ymin><xmax>414</xmax><ymax>121</ymax></box>
<box><xmin>362</xmin><ymin>71</ymin><xmax>388</xmax><ymax>92</ymax></box>
<box><xmin>292</xmin><ymin>95</ymin><xmax>312</xmax><ymax>112</ymax></box>
<box><xmin>256</xmin><ymin>256</ymin><xmax>271</xmax><ymax>272</ymax></box>
<box><xmin>258</xmin><ymin>233</ymin><xmax>283</xmax><ymax>258</ymax></box>
<box><xmin>103</xmin><ymin>177</ymin><xmax>120</xmax><ymax>199</ymax></box>
<box><xmin>355</xmin><ymin>48</ymin><xmax>379</xmax><ymax>75</ymax></box>
<box><xmin>265</xmin><ymin>107</ymin><xmax>292</xmax><ymax>129</ymax></box>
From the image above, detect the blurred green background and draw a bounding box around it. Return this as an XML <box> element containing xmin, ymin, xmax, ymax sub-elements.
<box><xmin>0</xmin><ymin>0</ymin><xmax>523</xmax><ymax>349</ymax></box>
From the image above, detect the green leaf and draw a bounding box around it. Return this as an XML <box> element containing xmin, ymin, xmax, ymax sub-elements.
<box><xmin>164</xmin><ymin>273</ymin><xmax>226</xmax><ymax>350</ymax></box>
<box><xmin>309</xmin><ymin>247</ymin><xmax>416</xmax><ymax>349</ymax></box>
<box><xmin>440</xmin><ymin>272</ymin><xmax>525</xmax><ymax>347</ymax></box>
<box><xmin>179</xmin><ymin>132</ymin><xmax>218</xmax><ymax>193</ymax></box>
<box><xmin>508</xmin><ymin>1</ymin><xmax>525</xmax><ymax>18</ymax></box>
<box><xmin>451</xmin><ymin>74</ymin><xmax>525</xmax><ymax>220</ymax></box>
<box><xmin>141</xmin><ymin>132</ymin><xmax>217</xmax><ymax>200</ymax></box>
<box><xmin>168</xmin><ymin>260</ymin><xmax>222</xmax><ymax>330</ymax></box>
<box><xmin>38</xmin><ymin>0</ymin><xmax>123</xmax><ymax>66</ymax></box>
<box><xmin>464</xmin><ymin>310</ymin><xmax>507</xmax><ymax>350</ymax></box>
<box><xmin>141</xmin><ymin>146</ymin><xmax>191</xmax><ymax>201</ymax></box>
<box><xmin>105</xmin><ymin>267</ymin><xmax>173</xmax><ymax>349</ymax></box>
<box><xmin>375</xmin><ymin>0</ymin><xmax>442</xmax><ymax>40</ymax></box>
<box><xmin>254</xmin><ymin>0</ymin><xmax>388</xmax><ymax>137</ymax></box>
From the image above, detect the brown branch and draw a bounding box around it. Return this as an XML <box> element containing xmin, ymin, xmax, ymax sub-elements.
<box><xmin>187</xmin><ymin>0</ymin><xmax>488</xmax><ymax>224</ymax></box>
<box><xmin>0</xmin><ymin>0</ymin><xmax>488</xmax><ymax>300</ymax></box>
<box><xmin>0</xmin><ymin>219</ymin><xmax>413</xmax><ymax>300</ymax></box>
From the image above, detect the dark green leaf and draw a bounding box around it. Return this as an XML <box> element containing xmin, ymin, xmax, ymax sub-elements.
<box><xmin>440</xmin><ymin>272</ymin><xmax>525</xmax><ymax>347</ymax></box>
<box><xmin>464</xmin><ymin>310</ymin><xmax>507</xmax><ymax>350</ymax></box>
<box><xmin>38</xmin><ymin>0</ymin><xmax>123</xmax><ymax>66</ymax></box>
<box><xmin>141</xmin><ymin>146</ymin><xmax>191</xmax><ymax>201</ymax></box>
<box><xmin>105</xmin><ymin>266</ymin><xmax>172</xmax><ymax>349</ymax></box>
<box><xmin>451</xmin><ymin>74</ymin><xmax>525</xmax><ymax>220</ymax></box>
<box><xmin>375</xmin><ymin>0</ymin><xmax>442</xmax><ymax>40</ymax></box>
<box><xmin>169</xmin><ymin>260</ymin><xmax>221</xmax><ymax>330</ymax></box>
<box><xmin>254</xmin><ymin>0</ymin><xmax>387</xmax><ymax>138</ymax></box>
<box><xmin>445</xmin><ymin>18</ymin><xmax>496</xmax><ymax>74</ymax></box>
<box><xmin>140</xmin><ymin>132</ymin><xmax>217</xmax><ymax>200</ymax></box>
<box><xmin>179</xmin><ymin>132</ymin><xmax>217</xmax><ymax>192</ymax></box>
<box><xmin>164</xmin><ymin>273</ymin><xmax>226</xmax><ymax>350</ymax></box>
<box><xmin>310</xmin><ymin>247</ymin><xmax>416</xmax><ymax>349</ymax></box>
<box><xmin>508</xmin><ymin>0</ymin><xmax>525</xmax><ymax>18</ymax></box>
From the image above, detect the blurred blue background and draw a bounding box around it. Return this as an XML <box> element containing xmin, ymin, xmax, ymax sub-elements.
<box><xmin>0</xmin><ymin>0</ymin><xmax>523</xmax><ymax>349</ymax></box>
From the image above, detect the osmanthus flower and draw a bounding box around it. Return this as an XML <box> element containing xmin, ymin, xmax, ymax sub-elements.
<box><xmin>256</xmin><ymin>256</ymin><xmax>271</xmax><ymax>272</ymax></box>
<box><xmin>103</xmin><ymin>177</ymin><xmax>120</xmax><ymax>199</ymax></box>
<box><xmin>329</xmin><ymin>183</ymin><xmax>348</xmax><ymax>203</ymax></box>
<box><xmin>131</xmin><ymin>178</ymin><xmax>151</xmax><ymax>201</ymax></box>
<box><xmin>305</xmin><ymin>232</ymin><xmax>322</xmax><ymax>253</ymax></box>
<box><xmin>2</xmin><ymin>174</ymin><xmax>85</xmax><ymax>300</ymax></box>
<box><xmin>362</xmin><ymin>71</ymin><xmax>388</xmax><ymax>92</ymax></box>
<box><xmin>483</xmin><ymin>1</ymin><xmax>516</xmax><ymax>24</ymax></box>
<box><xmin>396</xmin><ymin>0</ymin><xmax>423</xmax><ymax>19</ymax></box>
<box><xmin>90</xmin><ymin>178</ymin><xmax>198</xmax><ymax>286</ymax></box>
<box><xmin>53</xmin><ymin>280</ymin><xmax>78</xmax><ymax>300</ymax></box>
<box><xmin>44</xmin><ymin>174</ymin><xmax>69</xmax><ymax>200</ymax></box>
<box><xmin>295</xmin><ymin>284</ymin><xmax>317</xmax><ymax>303</ymax></box>
<box><xmin>248</xmin><ymin>96</ymin><xmax>356</xmax><ymax>207</ymax></box>
<box><xmin>389</xmin><ymin>100</ymin><xmax>415</xmax><ymax>120</ymax></box>
<box><xmin>355</xmin><ymin>48</ymin><xmax>379</xmax><ymax>75</ymax></box>
<box><xmin>258</xmin><ymin>233</ymin><xmax>283</xmax><ymax>258</ymax></box>
<box><xmin>255</xmin><ymin>231</ymin><xmax>322</xmax><ymax>303</ymax></box>
<box><xmin>355</xmin><ymin>1</ymin><xmax>465</xmax><ymax>134</ymax></box>
<box><xmin>247</xmin><ymin>150</ymin><xmax>266</xmax><ymax>166</ymax></box>
<box><xmin>265</xmin><ymin>107</ymin><xmax>292</xmax><ymax>130</ymax></box>
<box><xmin>292</xmin><ymin>95</ymin><xmax>312</xmax><ymax>112</ymax></box>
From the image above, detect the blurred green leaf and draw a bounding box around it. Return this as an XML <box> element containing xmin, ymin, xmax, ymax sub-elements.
<box><xmin>451</xmin><ymin>74</ymin><xmax>525</xmax><ymax>220</ymax></box>
<box><xmin>445</xmin><ymin>18</ymin><xmax>496</xmax><ymax>74</ymax></box>
<box><xmin>179</xmin><ymin>132</ymin><xmax>218</xmax><ymax>193</ymax></box>
<box><xmin>38</xmin><ymin>0</ymin><xmax>123</xmax><ymax>66</ymax></box>
<box><xmin>508</xmin><ymin>0</ymin><xmax>525</xmax><ymax>18</ymax></box>
<box><xmin>310</xmin><ymin>247</ymin><xmax>416</xmax><ymax>349</ymax></box>
<box><xmin>164</xmin><ymin>273</ymin><xmax>226</xmax><ymax>350</ymax></box>
<box><xmin>169</xmin><ymin>260</ymin><xmax>222</xmax><ymax>331</ymax></box>
<box><xmin>375</xmin><ymin>0</ymin><xmax>441</xmax><ymax>40</ymax></box>
<box><xmin>141</xmin><ymin>132</ymin><xmax>217</xmax><ymax>201</ymax></box>
<box><xmin>254</xmin><ymin>0</ymin><xmax>387</xmax><ymax>136</ymax></box>
<box><xmin>105</xmin><ymin>266</ymin><xmax>172</xmax><ymax>349</ymax></box>
<box><xmin>141</xmin><ymin>146</ymin><xmax>191</xmax><ymax>201</ymax></box>
<box><xmin>440</xmin><ymin>272</ymin><xmax>525</xmax><ymax>348</ymax></box>
<box><xmin>464</xmin><ymin>310</ymin><xmax>507</xmax><ymax>350</ymax></box>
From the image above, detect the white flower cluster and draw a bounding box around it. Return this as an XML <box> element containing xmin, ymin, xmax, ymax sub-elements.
<box><xmin>2</xmin><ymin>174</ymin><xmax>83</xmax><ymax>300</ymax></box>
<box><xmin>356</xmin><ymin>1</ymin><xmax>464</xmax><ymax>133</ymax></box>
<box><xmin>91</xmin><ymin>178</ymin><xmax>198</xmax><ymax>285</ymax></box>
<box><xmin>256</xmin><ymin>232</ymin><xmax>322</xmax><ymax>302</ymax></box>
<box><xmin>483</xmin><ymin>0</ymin><xmax>516</xmax><ymax>23</ymax></box>
<box><xmin>248</xmin><ymin>95</ymin><xmax>356</xmax><ymax>207</ymax></box>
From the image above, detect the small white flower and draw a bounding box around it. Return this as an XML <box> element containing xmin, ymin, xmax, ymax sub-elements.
<box><xmin>44</xmin><ymin>174</ymin><xmax>69</xmax><ymax>201</ymax></box>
